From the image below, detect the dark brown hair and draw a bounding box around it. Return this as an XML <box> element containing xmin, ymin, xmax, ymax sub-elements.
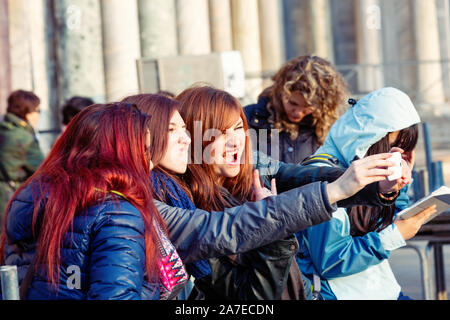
<box><xmin>61</xmin><ymin>96</ymin><xmax>94</xmax><ymax>125</ymax></box>
<box><xmin>121</xmin><ymin>93</ymin><xmax>192</xmax><ymax>202</ymax></box>
<box><xmin>349</xmin><ymin>124</ymin><xmax>419</xmax><ymax>236</ymax></box>
<box><xmin>122</xmin><ymin>94</ymin><xmax>179</xmax><ymax>166</ymax></box>
<box><xmin>7</xmin><ymin>90</ymin><xmax>40</xmax><ymax>120</ymax></box>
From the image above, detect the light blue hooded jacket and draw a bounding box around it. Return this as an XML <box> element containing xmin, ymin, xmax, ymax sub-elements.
<box><xmin>296</xmin><ymin>87</ymin><xmax>421</xmax><ymax>300</ymax></box>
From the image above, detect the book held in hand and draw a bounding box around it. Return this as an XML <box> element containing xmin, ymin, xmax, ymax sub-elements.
<box><xmin>397</xmin><ymin>185</ymin><xmax>450</xmax><ymax>224</ymax></box>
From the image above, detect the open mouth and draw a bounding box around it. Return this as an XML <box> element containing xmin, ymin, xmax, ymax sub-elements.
<box><xmin>223</xmin><ymin>150</ymin><xmax>239</xmax><ymax>165</ymax></box>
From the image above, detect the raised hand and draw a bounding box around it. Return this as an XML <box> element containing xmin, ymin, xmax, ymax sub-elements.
<box><xmin>251</xmin><ymin>169</ymin><xmax>277</xmax><ymax>201</ymax></box>
<box><xmin>378</xmin><ymin>148</ymin><xmax>413</xmax><ymax>193</ymax></box>
<box><xmin>326</xmin><ymin>153</ymin><xmax>395</xmax><ymax>204</ymax></box>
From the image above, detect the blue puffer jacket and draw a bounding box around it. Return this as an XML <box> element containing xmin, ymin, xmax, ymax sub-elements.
<box><xmin>2</xmin><ymin>184</ymin><xmax>160</xmax><ymax>300</ymax></box>
<box><xmin>2</xmin><ymin>174</ymin><xmax>338</xmax><ymax>300</ymax></box>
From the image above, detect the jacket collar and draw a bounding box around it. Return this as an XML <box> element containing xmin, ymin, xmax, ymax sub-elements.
<box><xmin>4</xmin><ymin>112</ymin><xmax>34</xmax><ymax>133</ymax></box>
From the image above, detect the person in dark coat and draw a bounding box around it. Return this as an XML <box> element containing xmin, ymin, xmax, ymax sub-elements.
<box><xmin>244</xmin><ymin>55</ymin><xmax>349</xmax><ymax>164</ymax></box>
<box><xmin>0</xmin><ymin>90</ymin><xmax>44</xmax><ymax>229</ymax></box>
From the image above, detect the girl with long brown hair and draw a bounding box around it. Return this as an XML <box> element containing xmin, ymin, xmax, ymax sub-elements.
<box><xmin>172</xmin><ymin>85</ymin><xmax>412</xmax><ymax>299</ymax></box>
<box><xmin>244</xmin><ymin>55</ymin><xmax>349</xmax><ymax>164</ymax></box>
<box><xmin>297</xmin><ymin>87</ymin><xmax>437</xmax><ymax>300</ymax></box>
<box><xmin>122</xmin><ymin>89</ymin><xmax>404</xmax><ymax>300</ymax></box>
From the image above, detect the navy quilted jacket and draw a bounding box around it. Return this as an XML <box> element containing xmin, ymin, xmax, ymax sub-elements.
<box><xmin>2</xmin><ymin>183</ymin><xmax>160</xmax><ymax>300</ymax></box>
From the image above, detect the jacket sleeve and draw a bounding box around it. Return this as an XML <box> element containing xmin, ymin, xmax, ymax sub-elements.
<box><xmin>87</xmin><ymin>207</ymin><xmax>146</xmax><ymax>300</ymax></box>
<box><xmin>156</xmin><ymin>181</ymin><xmax>336</xmax><ymax>263</ymax></box>
<box><xmin>193</xmin><ymin>236</ymin><xmax>298</xmax><ymax>300</ymax></box>
<box><xmin>395</xmin><ymin>186</ymin><xmax>410</xmax><ymax>213</ymax></box>
<box><xmin>298</xmin><ymin>210</ymin><xmax>390</xmax><ymax>279</ymax></box>
<box><xmin>254</xmin><ymin>151</ymin><xmax>395</xmax><ymax>208</ymax></box>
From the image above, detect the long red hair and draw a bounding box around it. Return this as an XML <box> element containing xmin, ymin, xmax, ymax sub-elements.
<box><xmin>1</xmin><ymin>103</ymin><xmax>165</xmax><ymax>286</ymax></box>
<box><xmin>176</xmin><ymin>86</ymin><xmax>253</xmax><ymax>211</ymax></box>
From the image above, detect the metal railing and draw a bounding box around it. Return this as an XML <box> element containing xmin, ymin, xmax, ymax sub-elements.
<box><xmin>0</xmin><ymin>265</ymin><xmax>19</xmax><ymax>300</ymax></box>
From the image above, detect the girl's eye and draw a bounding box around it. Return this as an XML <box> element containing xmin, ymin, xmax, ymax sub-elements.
<box><xmin>236</xmin><ymin>126</ymin><xmax>244</xmax><ymax>130</ymax></box>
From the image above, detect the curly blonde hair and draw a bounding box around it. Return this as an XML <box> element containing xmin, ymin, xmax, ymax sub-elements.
<box><xmin>261</xmin><ymin>55</ymin><xmax>349</xmax><ymax>144</ymax></box>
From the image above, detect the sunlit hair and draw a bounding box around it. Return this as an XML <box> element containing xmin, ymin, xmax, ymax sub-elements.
<box><xmin>176</xmin><ymin>85</ymin><xmax>253</xmax><ymax>211</ymax></box>
<box><xmin>1</xmin><ymin>103</ymin><xmax>165</xmax><ymax>286</ymax></box>
<box><xmin>121</xmin><ymin>93</ymin><xmax>192</xmax><ymax>201</ymax></box>
<box><xmin>349</xmin><ymin>124</ymin><xmax>419</xmax><ymax>236</ymax></box>
<box><xmin>260</xmin><ymin>55</ymin><xmax>349</xmax><ymax>144</ymax></box>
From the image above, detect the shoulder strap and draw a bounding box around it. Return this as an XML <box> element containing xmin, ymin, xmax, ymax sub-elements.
<box><xmin>19</xmin><ymin>254</ymin><xmax>37</xmax><ymax>300</ymax></box>
<box><xmin>301</xmin><ymin>153</ymin><xmax>340</xmax><ymax>167</ymax></box>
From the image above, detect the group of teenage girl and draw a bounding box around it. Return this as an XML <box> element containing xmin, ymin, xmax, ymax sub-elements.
<box><xmin>0</xmin><ymin>55</ymin><xmax>437</xmax><ymax>300</ymax></box>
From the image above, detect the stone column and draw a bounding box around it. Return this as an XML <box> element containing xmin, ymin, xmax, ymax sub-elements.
<box><xmin>413</xmin><ymin>0</ymin><xmax>446</xmax><ymax>114</ymax></box>
<box><xmin>354</xmin><ymin>0</ymin><xmax>384</xmax><ymax>93</ymax></box>
<box><xmin>100</xmin><ymin>0</ymin><xmax>140</xmax><ymax>101</ymax></box>
<box><xmin>329</xmin><ymin>0</ymin><xmax>358</xmax><ymax>88</ymax></box>
<box><xmin>380</xmin><ymin>0</ymin><xmax>416</xmax><ymax>96</ymax></box>
<box><xmin>258</xmin><ymin>0</ymin><xmax>284</xmax><ymax>87</ymax></box>
<box><xmin>53</xmin><ymin>0</ymin><xmax>106</xmax><ymax>105</ymax></box>
<box><xmin>282</xmin><ymin>0</ymin><xmax>312</xmax><ymax>60</ymax></box>
<box><xmin>209</xmin><ymin>0</ymin><xmax>233</xmax><ymax>52</ymax></box>
<box><xmin>230</xmin><ymin>0</ymin><xmax>262</xmax><ymax>102</ymax></box>
<box><xmin>8</xmin><ymin>0</ymin><xmax>54</xmax><ymax>154</ymax></box>
<box><xmin>138</xmin><ymin>0</ymin><xmax>178</xmax><ymax>58</ymax></box>
<box><xmin>436</xmin><ymin>0</ymin><xmax>450</xmax><ymax>106</ymax></box>
<box><xmin>0</xmin><ymin>0</ymin><xmax>10</xmax><ymax>116</ymax></box>
<box><xmin>176</xmin><ymin>0</ymin><xmax>211</xmax><ymax>55</ymax></box>
<box><xmin>310</xmin><ymin>0</ymin><xmax>334</xmax><ymax>62</ymax></box>
<box><xmin>7</xmin><ymin>0</ymin><xmax>33</xmax><ymax>91</ymax></box>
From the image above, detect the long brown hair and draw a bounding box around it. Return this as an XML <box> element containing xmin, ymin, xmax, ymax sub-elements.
<box><xmin>176</xmin><ymin>86</ymin><xmax>253</xmax><ymax>211</ymax></box>
<box><xmin>121</xmin><ymin>93</ymin><xmax>193</xmax><ymax>203</ymax></box>
<box><xmin>261</xmin><ymin>55</ymin><xmax>349</xmax><ymax>144</ymax></box>
<box><xmin>349</xmin><ymin>124</ymin><xmax>419</xmax><ymax>236</ymax></box>
<box><xmin>1</xmin><ymin>103</ymin><xmax>164</xmax><ymax>285</ymax></box>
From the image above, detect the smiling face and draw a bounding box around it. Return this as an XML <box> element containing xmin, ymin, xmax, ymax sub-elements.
<box><xmin>206</xmin><ymin>117</ymin><xmax>246</xmax><ymax>178</ymax></box>
<box><xmin>281</xmin><ymin>91</ymin><xmax>314</xmax><ymax>123</ymax></box>
<box><xmin>158</xmin><ymin>111</ymin><xmax>191</xmax><ymax>174</ymax></box>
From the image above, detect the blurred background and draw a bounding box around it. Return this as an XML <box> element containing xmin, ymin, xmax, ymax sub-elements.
<box><xmin>0</xmin><ymin>0</ymin><xmax>449</xmax><ymax>299</ymax></box>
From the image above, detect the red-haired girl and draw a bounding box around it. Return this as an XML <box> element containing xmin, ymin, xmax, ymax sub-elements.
<box><xmin>1</xmin><ymin>103</ymin><xmax>180</xmax><ymax>299</ymax></box>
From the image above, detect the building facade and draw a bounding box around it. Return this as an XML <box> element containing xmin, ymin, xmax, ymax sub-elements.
<box><xmin>1</xmin><ymin>0</ymin><xmax>449</xmax><ymax>153</ymax></box>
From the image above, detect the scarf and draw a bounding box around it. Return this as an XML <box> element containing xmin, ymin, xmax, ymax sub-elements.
<box><xmin>151</xmin><ymin>171</ymin><xmax>212</xmax><ymax>280</ymax></box>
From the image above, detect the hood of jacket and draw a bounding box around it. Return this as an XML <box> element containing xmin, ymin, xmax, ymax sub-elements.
<box><xmin>315</xmin><ymin>87</ymin><xmax>421</xmax><ymax>167</ymax></box>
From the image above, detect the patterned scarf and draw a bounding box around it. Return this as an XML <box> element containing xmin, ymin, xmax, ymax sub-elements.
<box><xmin>151</xmin><ymin>171</ymin><xmax>212</xmax><ymax>280</ymax></box>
